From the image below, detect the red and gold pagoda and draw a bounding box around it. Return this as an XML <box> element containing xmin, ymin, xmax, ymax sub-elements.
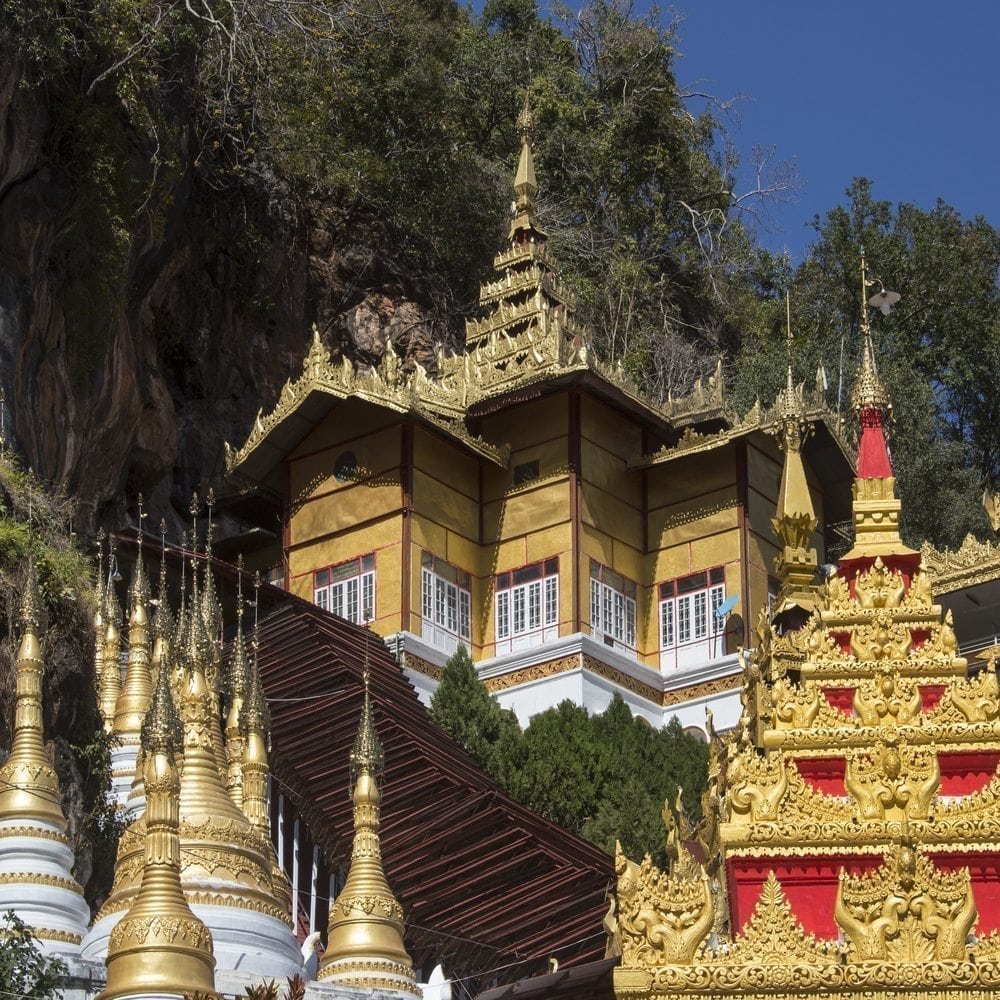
<box><xmin>613</xmin><ymin>258</ymin><xmax>1000</xmax><ymax>1000</ymax></box>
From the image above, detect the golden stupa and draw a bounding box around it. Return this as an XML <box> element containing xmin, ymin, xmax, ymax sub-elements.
<box><xmin>100</xmin><ymin>643</ymin><xmax>218</xmax><ymax>1000</ymax></box>
<box><xmin>612</xmin><ymin>260</ymin><xmax>1000</xmax><ymax>1000</ymax></box>
<box><xmin>317</xmin><ymin>667</ymin><xmax>419</xmax><ymax>994</ymax></box>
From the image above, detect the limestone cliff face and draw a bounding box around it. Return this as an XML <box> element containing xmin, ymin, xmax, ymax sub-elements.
<box><xmin>0</xmin><ymin>49</ymin><xmax>441</xmax><ymax>533</ymax></box>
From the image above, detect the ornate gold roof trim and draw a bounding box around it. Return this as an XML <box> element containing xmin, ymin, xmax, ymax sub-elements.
<box><xmin>920</xmin><ymin>534</ymin><xmax>1000</xmax><ymax>594</ymax></box>
<box><xmin>225</xmin><ymin>328</ymin><xmax>509</xmax><ymax>475</ymax></box>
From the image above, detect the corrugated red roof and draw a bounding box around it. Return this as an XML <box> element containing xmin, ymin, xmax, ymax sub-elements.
<box><xmin>254</xmin><ymin>597</ymin><xmax>614</xmax><ymax>988</ymax></box>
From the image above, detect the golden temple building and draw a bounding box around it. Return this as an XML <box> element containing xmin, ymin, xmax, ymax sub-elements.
<box><xmin>224</xmin><ymin>97</ymin><xmax>854</xmax><ymax>735</ymax></box>
<box><xmin>610</xmin><ymin>262</ymin><xmax>1000</xmax><ymax>1000</ymax></box>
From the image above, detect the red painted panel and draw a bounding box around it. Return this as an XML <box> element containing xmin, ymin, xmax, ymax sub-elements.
<box><xmin>938</xmin><ymin>751</ymin><xmax>1000</xmax><ymax>795</ymax></box>
<box><xmin>823</xmin><ymin>686</ymin><xmax>855</xmax><ymax>713</ymax></box>
<box><xmin>918</xmin><ymin>682</ymin><xmax>945</xmax><ymax>709</ymax></box>
<box><xmin>727</xmin><ymin>854</ymin><xmax>882</xmax><ymax>938</ymax></box>
<box><xmin>795</xmin><ymin>756</ymin><xmax>847</xmax><ymax>795</ymax></box>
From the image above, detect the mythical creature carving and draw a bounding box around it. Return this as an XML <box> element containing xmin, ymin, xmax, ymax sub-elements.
<box><xmin>615</xmin><ymin>841</ymin><xmax>714</xmax><ymax>967</ymax></box>
<box><xmin>835</xmin><ymin>844</ymin><xmax>976</xmax><ymax>963</ymax></box>
<box><xmin>845</xmin><ymin>741</ymin><xmax>940</xmax><ymax>821</ymax></box>
<box><xmin>853</xmin><ymin>670</ymin><xmax>921</xmax><ymax>727</ymax></box>
<box><xmin>727</xmin><ymin>751</ymin><xmax>788</xmax><ymax>822</ymax></box>
<box><xmin>770</xmin><ymin>676</ymin><xmax>821</xmax><ymax>731</ymax></box>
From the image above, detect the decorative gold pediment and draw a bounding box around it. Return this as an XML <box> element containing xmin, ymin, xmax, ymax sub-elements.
<box><xmin>922</xmin><ymin>534</ymin><xmax>1000</xmax><ymax>594</ymax></box>
<box><xmin>835</xmin><ymin>845</ymin><xmax>976</xmax><ymax>963</ymax></box>
<box><xmin>614</xmin><ymin>841</ymin><xmax>714</xmax><ymax>968</ymax></box>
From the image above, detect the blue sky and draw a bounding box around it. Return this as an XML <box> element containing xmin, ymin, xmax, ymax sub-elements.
<box><xmin>658</xmin><ymin>1</ymin><xmax>999</xmax><ymax>261</ymax></box>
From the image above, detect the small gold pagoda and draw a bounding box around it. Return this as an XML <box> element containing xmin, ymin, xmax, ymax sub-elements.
<box><xmin>101</xmin><ymin>647</ymin><xmax>218</xmax><ymax>1000</ymax></box>
<box><xmin>317</xmin><ymin>668</ymin><xmax>419</xmax><ymax>995</ymax></box>
<box><xmin>612</xmin><ymin>259</ymin><xmax>1000</xmax><ymax>1000</ymax></box>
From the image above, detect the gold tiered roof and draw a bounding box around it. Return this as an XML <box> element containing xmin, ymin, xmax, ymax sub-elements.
<box><xmin>225</xmin><ymin>96</ymin><xmax>853</xmax><ymax>493</ymax></box>
<box><xmin>612</xmin><ymin>268</ymin><xmax>1000</xmax><ymax>1000</ymax></box>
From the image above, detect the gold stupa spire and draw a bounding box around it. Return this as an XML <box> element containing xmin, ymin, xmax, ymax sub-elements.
<box><xmin>100</xmin><ymin>649</ymin><xmax>217</xmax><ymax>1000</ymax></box>
<box><xmin>99</xmin><ymin>535</ymin><xmax>123</xmax><ymax>731</ymax></box>
<box><xmin>0</xmin><ymin>557</ymin><xmax>66</xmax><ymax>827</ymax></box>
<box><xmin>239</xmin><ymin>603</ymin><xmax>269</xmax><ymax>837</ymax></box>
<box><xmin>113</xmin><ymin>497</ymin><xmax>154</xmax><ymax>737</ymax></box>
<box><xmin>769</xmin><ymin>293</ymin><xmax>819</xmax><ymax>619</ymax></box>
<box><xmin>225</xmin><ymin>557</ymin><xmax>250</xmax><ymax>810</ymax></box>
<box><xmin>509</xmin><ymin>90</ymin><xmax>547</xmax><ymax>240</ymax></box>
<box><xmin>151</xmin><ymin>519</ymin><xmax>175</xmax><ymax>672</ymax></box>
<box><xmin>93</xmin><ymin>529</ymin><xmax>107</xmax><ymax>717</ymax></box>
<box><xmin>318</xmin><ymin>662</ymin><xmax>418</xmax><ymax>994</ymax></box>
<box><xmin>842</xmin><ymin>251</ymin><xmax>916</xmax><ymax>564</ymax></box>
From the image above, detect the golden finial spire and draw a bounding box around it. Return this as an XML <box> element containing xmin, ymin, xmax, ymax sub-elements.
<box><xmin>509</xmin><ymin>89</ymin><xmax>547</xmax><ymax>240</ymax></box>
<box><xmin>226</xmin><ymin>556</ymin><xmax>250</xmax><ymax>810</ymax></box>
<box><xmin>0</xmin><ymin>557</ymin><xmax>66</xmax><ymax>827</ymax></box>
<box><xmin>769</xmin><ymin>293</ymin><xmax>819</xmax><ymax>621</ymax></box>
<box><xmin>851</xmin><ymin>251</ymin><xmax>892</xmax><ymax>417</ymax></box>
<box><xmin>100</xmin><ymin>535</ymin><xmax>124</xmax><ymax>731</ymax></box>
<box><xmin>239</xmin><ymin>615</ymin><xmax>270</xmax><ymax>837</ymax></box>
<box><xmin>152</xmin><ymin>518</ymin><xmax>174</xmax><ymax>669</ymax></box>
<box><xmin>100</xmin><ymin>653</ymin><xmax>217</xmax><ymax>1000</ymax></box>
<box><xmin>113</xmin><ymin>500</ymin><xmax>153</xmax><ymax>738</ymax></box>
<box><xmin>93</xmin><ymin>528</ymin><xmax>107</xmax><ymax>712</ymax></box>
<box><xmin>318</xmin><ymin>651</ymin><xmax>417</xmax><ymax>994</ymax></box>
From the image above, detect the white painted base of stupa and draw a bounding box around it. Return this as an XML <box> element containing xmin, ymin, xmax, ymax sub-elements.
<box><xmin>82</xmin><ymin>900</ymin><xmax>302</xmax><ymax>979</ymax></box>
<box><xmin>109</xmin><ymin>741</ymin><xmax>140</xmax><ymax>812</ymax></box>
<box><xmin>0</xmin><ymin>817</ymin><xmax>90</xmax><ymax>955</ymax></box>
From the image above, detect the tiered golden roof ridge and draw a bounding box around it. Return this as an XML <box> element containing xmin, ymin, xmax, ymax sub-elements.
<box><xmin>226</xmin><ymin>103</ymin><xmax>852</xmax><ymax>484</ymax></box>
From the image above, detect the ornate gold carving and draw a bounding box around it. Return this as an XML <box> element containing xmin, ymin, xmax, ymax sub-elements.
<box><xmin>615</xmin><ymin>841</ymin><xmax>714</xmax><ymax>967</ymax></box>
<box><xmin>0</xmin><ymin>872</ymin><xmax>84</xmax><ymax>894</ymax></box>
<box><xmin>836</xmin><ymin>845</ymin><xmax>976</xmax><ymax>963</ymax></box>
<box><xmin>845</xmin><ymin>741</ymin><xmax>939</xmax><ymax>821</ymax></box>
<box><xmin>921</xmin><ymin>534</ymin><xmax>1000</xmax><ymax>593</ymax></box>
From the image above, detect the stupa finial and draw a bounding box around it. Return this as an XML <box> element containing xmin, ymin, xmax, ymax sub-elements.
<box><xmin>509</xmin><ymin>88</ymin><xmax>547</xmax><ymax>240</ymax></box>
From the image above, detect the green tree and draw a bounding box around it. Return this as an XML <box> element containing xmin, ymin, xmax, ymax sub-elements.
<box><xmin>730</xmin><ymin>178</ymin><xmax>1000</xmax><ymax>548</ymax></box>
<box><xmin>0</xmin><ymin>911</ymin><xmax>67</xmax><ymax>1000</ymax></box>
<box><xmin>428</xmin><ymin>645</ymin><xmax>519</xmax><ymax>782</ymax></box>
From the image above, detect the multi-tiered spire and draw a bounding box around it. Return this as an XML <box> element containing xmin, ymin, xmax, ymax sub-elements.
<box><xmin>0</xmin><ymin>557</ymin><xmax>90</xmax><ymax>953</ymax></box>
<box><xmin>84</xmin><ymin>500</ymin><xmax>302</xmax><ymax>979</ymax></box>
<box><xmin>318</xmin><ymin>664</ymin><xmax>418</xmax><ymax>994</ymax></box>
<box><xmin>100</xmin><ymin>651</ymin><xmax>217</xmax><ymax>1000</ymax></box>
<box><xmin>769</xmin><ymin>294</ymin><xmax>820</xmax><ymax>623</ymax></box>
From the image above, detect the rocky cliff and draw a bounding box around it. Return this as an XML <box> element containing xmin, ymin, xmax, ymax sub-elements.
<box><xmin>0</xmin><ymin>42</ymin><xmax>447</xmax><ymax>537</ymax></box>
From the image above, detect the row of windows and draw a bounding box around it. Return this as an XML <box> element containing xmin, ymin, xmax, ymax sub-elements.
<box><xmin>312</xmin><ymin>554</ymin><xmax>728</xmax><ymax>662</ymax></box>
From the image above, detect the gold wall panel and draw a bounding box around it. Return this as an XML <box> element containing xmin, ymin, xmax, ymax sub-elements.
<box><xmin>645</xmin><ymin>446</ymin><xmax>736</xmax><ymax>509</ymax></box>
<box><xmin>580</xmin><ymin>482</ymin><xmax>643</xmax><ymax>551</ymax></box>
<box><xmin>647</xmin><ymin>489</ymin><xmax>738</xmax><ymax>549</ymax></box>
<box><xmin>413</xmin><ymin>426</ymin><xmax>479</xmax><ymax>495</ymax></box>
<box><xmin>482</xmin><ymin>393</ymin><xmax>567</xmax><ymax>449</ymax></box>
<box><xmin>483</xmin><ymin>479</ymin><xmax>570</xmax><ymax>543</ymax></box>
<box><xmin>288</xmin><ymin>518</ymin><xmax>402</xmax><ymax>580</ymax></box>
<box><xmin>580</xmin><ymin>396</ymin><xmax>642</xmax><ymax>458</ymax></box>
<box><xmin>289</xmin><ymin>420</ymin><xmax>401</xmax><ymax>503</ymax></box>
<box><xmin>412</xmin><ymin>469</ymin><xmax>479</xmax><ymax>537</ymax></box>
<box><xmin>442</xmin><ymin>530</ymin><xmax>483</xmax><ymax>578</ymax></box>
<box><xmin>288</xmin><ymin>398</ymin><xmax>399</xmax><ymax>461</ymax></box>
<box><xmin>291</xmin><ymin>479</ymin><xmax>402</xmax><ymax>545</ymax></box>
<box><xmin>526</xmin><ymin>523</ymin><xmax>571</xmax><ymax>564</ymax></box>
<box><xmin>411</xmin><ymin>516</ymin><xmax>448</xmax><ymax>557</ymax></box>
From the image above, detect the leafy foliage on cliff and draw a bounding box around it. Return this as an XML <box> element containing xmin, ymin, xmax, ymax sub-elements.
<box><xmin>430</xmin><ymin>647</ymin><xmax>707</xmax><ymax>864</ymax></box>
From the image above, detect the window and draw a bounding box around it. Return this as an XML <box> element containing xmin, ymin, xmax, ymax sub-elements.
<box><xmin>314</xmin><ymin>554</ymin><xmax>375</xmax><ymax>625</ymax></box>
<box><xmin>495</xmin><ymin>557</ymin><xmax>559</xmax><ymax>654</ymax></box>
<box><xmin>658</xmin><ymin>567</ymin><xmax>726</xmax><ymax>669</ymax></box>
<box><xmin>589</xmin><ymin>561</ymin><xmax>637</xmax><ymax>654</ymax></box>
<box><xmin>420</xmin><ymin>552</ymin><xmax>472</xmax><ymax>654</ymax></box>
<box><xmin>513</xmin><ymin>460</ymin><xmax>539</xmax><ymax>486</ymax></box>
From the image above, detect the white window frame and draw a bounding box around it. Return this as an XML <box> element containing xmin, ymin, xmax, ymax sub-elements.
<box><xmin>659</xmin><ymin>569</ymin><xmax>726</xmax><ymax>670</ymax></box>
<box><xmin>420</xmin><ymin>553</ymin><xmax>472</xmax><ymax>654</ymax></box>
<box><xmin>314</xmin><ymin>554</ymin><xmax>376</xmax><ymax>625</ymax></box>
<box><xmin>589</xmin><ymin>561</ymin><xmax>637</xmax><ymax>655</ymax></box>
<box><xmin>495</xmin><ymin>558</ymin><xmax>559</xmax><ymax>654</ymax></box>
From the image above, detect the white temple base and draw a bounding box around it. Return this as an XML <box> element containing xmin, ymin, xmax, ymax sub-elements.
<box><xmin>83</xmin><ymin>900</ymin><xmax>303</xmax><ymax>979</ymax></box>
<box><xmin>0</xmin><ymin>818</ymin><xmax>90</xmax><ymax>955</ymax></box>
<box><xmin>109</xmin><ymin>742</ymin><xmax>140</xmax><ymax>813</ymax></box>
